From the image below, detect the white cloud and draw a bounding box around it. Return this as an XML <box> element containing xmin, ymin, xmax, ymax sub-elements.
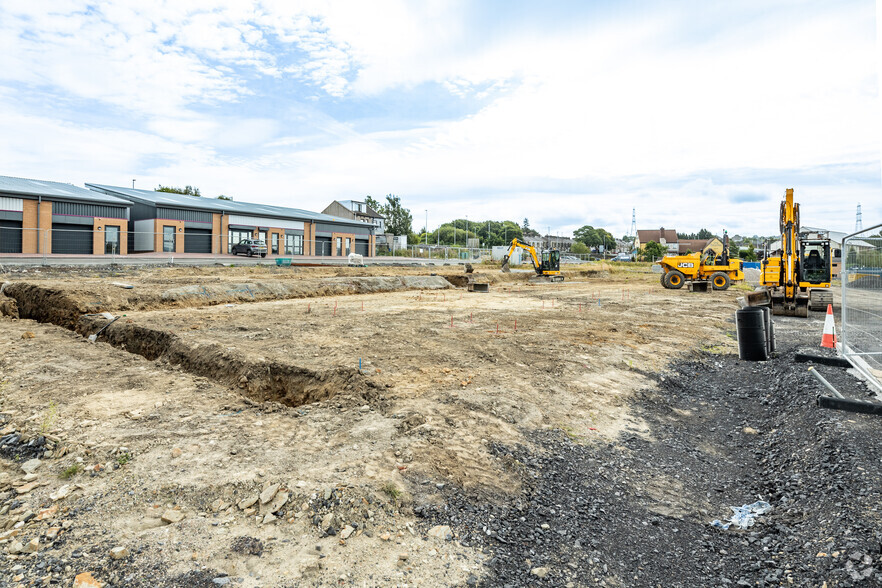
<box><xmin>0</xmin><ymin>0</ymin><xmax>877</xmax><ymax>237</ymax></box>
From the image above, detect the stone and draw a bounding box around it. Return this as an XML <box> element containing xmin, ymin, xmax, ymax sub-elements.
<box><xmin>20</xmin><ymin>458</ymin><xmax>42</xmax><ymax>474</ymax></box>
<box><xmin>380</xmin><ymin>533</ymin><xmax>391</xmax><ymax>541</ymax></box>
<box><xmin>260</xmin><ymin>484</ymin><xmax>280</xmax><ymax>505</ymax></box>
<box><xmin>171</xmin><ymin>447</ymin><xmax>183</xmax><ymax>458</ymax></box>
<box><xmin>23</xmin><ymin>538</ymin><xmax>40</xmax><ymax>552</ymax></box>
<box><xmin>7</xmin><ymin>540</ymin><xmax>24</xmax><ymax>554</ymax></box>
<box><xmin>16</xmin><ymin>480</ymin><xmax>40</xmax><ymax>494</ymax></box>
<box><xmin>161</xmin><ymin>510</ymin><xmax>185</xmax><ymax>524</ymax></box>
<box><xmin>743</xmin><ymin>427</ymin><xmax>759</xmax><ymax>435</ymax></box>
<box><xmin>341</xmin><ymin>525</ymin><xmax>354</xmax><ymax>540</ymax></box>
<box><xmin>36</xmin><ymin>504</ymin><xmax>58</xmax><ymax>521</ymax></box>
<box><xmin>261</xmin><ymin>513</ymin><xmax>277</xmax><ymax>525</ymax></box>
<box><xmin>238</xmin><ymin>495</ymin><xmax>258</xmax><ymax>510</ymax></box>
<box><xmin>428</xmin><ymin>525</ymin><xmax>453</xmax><ymax>541</ymax></box>
<box><xmin>110</xmin><ymin>546</ymin><xmax>129</xmax><ymax>559</ymax></box>
<box><xmin>212</xmin><ymin>578</ymin><xmax>231</xmax><ymax>586</ymax></box>
<box><xmin>22</xmin><ymin>473</ymin><xmax>38</xmax><ymax>481</ymax></box>
<box><xmin>321</xmin><ymin>513</ymin><xmax>335</xmax><ymax>532</ymax></box>
<box><xmin>50</xmin><ymin>485</ymin><xmax>74</xmax><ymax>501</ymax></box>
<box><xmin>531</xmin><ymin>567</ymin><xmax>549</xmax><ymax>578</ymax></box>
<box><xmin>268</xmin><ymin>491</ymin><xmax>289</xmax><ymax>513</ymax></box>
<box><xmin>46</xmin><ymin>527</ymin><xmax>61</xmax><ymax>540</ymax></box>
<box><xmin>73</xmin><ymin>572</ymin><xmax>103</xmax><ymax>588</ymax></box>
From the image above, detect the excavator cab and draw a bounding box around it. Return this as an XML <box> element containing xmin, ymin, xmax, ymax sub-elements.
<box><xmin>799</xmin><ymin>240</ymin><xmax>831</xmax><ymax>285</ymax></box>
<box><xmin>540</xmin><ymin>250</ymin><xmax>560</xmax><ymax>273</ymax></box>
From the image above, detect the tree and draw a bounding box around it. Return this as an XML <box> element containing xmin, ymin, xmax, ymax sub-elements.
<box><xmin>156</xmin><ymin>185</ymin><xmax>200</xmax><ymax>196</ymax></box>
<box><xmin>364</xmin><ymin>195</ymin><xmax>382</xmax><ymax>212</ymax></box>
<box><xmin>570</xmin><ymin>241</ymin><xmax>590</xmax><ymax>254</ymax></box>
<box><xmin>640</xmin><ymin>241</ymin><xmax>666</xmax><ymax>260</ymax></box>
<box><xmin>217</xmin><ymin>195</ymin><xmax>233</xmax><ymax>201</ymax></box>
<box><xmin>375</xmin><ymin>195</ymin><xmax>413</xmax><ymax>236</ymax></box>
<box><xmin>523</xmin><ymin>218</ymin><xmax>530</xmax><ymax>231</ymax></box>
<box><xmin>738</xmin><ymin>243</ymin><xmax>758</xmax><ymax>261</ymax></box>
<box><xmin>697</xmin><ymin>228</ymin><xmax>713</xmax><ymax>240</ymax></box>
<box><xmin>574</xmin><ymin>225</ymin><xmax>601</xmax><ymax>248</ymax></box>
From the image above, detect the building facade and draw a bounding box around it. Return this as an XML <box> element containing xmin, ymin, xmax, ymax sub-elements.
<box><xmin>0</xmin><ymin>175</ymin><xmax>131</xmax><ymax>255</ymax></box>
<box><xmin>86</xmin><ymin>185</ymin><xmax>376</xmax><ymax>257</ymax></box>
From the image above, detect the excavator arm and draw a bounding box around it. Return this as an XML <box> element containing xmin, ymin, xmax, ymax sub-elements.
<box><xmin>501</xmin><ymin>238</ymin><xmax>542</xmax><ymax>274</ymax></box>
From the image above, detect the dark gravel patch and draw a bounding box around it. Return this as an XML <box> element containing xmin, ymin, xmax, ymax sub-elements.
<box><xmin>417</xmin><ymin>315</ymin><xmax>882</xmax><ymax>587</ymax></box>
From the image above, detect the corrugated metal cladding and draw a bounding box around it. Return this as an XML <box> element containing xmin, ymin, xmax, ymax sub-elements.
<box><xmin>314</xmin><ymin>222</ymin><xmax>371</xmax><ymax>235</ymax></box>
<box><xmin>0</xmin><ymin>196</ymin><xmax>24</xmax><ymax>212</ymax></box>
<box><xmin>52</xmin><ymin>201</ymin><xmax>127</xmax><ymax>219</ymax></box>
<box><xmin>157</xmin><ymin>207</ymin><xmax>213</xmax><ymax>223</ymax></box>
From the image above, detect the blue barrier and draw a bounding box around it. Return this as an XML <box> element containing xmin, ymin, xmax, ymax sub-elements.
<box><xmin>742</xmin><ymin>262</ymin><xmax>761</xmax><ymax>269</ymax></box>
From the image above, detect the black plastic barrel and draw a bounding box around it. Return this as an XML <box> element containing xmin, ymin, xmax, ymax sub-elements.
<box><xmin>736</xmin><ymin>307</ymin><xmax>769</xmax><ymax>361</ymax></box>
<box><xmin>760</xmin><ymin>306</ymin><xmax>776</xmax><ymax>354</ymax></box>
<box><xmin>758</xmin><ymin>306</ymin><xmax>775</xmax><ymax>354</ymax></box>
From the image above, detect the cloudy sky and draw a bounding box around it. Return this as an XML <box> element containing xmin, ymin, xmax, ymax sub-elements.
<box><xmin>0</xmin><ymin>0</ymin><xmax>879</xmax><ymax>238</ymax></box>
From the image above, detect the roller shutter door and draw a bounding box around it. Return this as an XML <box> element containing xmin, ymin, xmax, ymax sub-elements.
<box><xmin>315</xmin><ymin>236</ymin><xmax>332</xmax><ymax>256</ymax></box>
<box><xmin>355</xmin><ymin>239</ymin><xmax>369</xmax><ymax>256</ymax></box>
<box><xmin>0</xmin><ymin>220</ymin><xmax>23</xmax><ymax>253</ymax></box>
<box><xmin>51</xmin><ymin>223</ymin><xmax>92</xmax><ymax>254</ymax></box>
<box><xmin>184</xmin><ymin>228</ymin><xmax>212</xmax><ymax>253</ymax></box>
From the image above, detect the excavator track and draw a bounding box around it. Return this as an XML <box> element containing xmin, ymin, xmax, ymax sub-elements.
<box><xmin>808</xmin><ymin>288</ymin><xmax>833</xmax><ymax>311</ymax></box>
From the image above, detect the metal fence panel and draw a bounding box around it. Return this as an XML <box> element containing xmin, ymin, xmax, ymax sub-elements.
<box><xmin>841</xmin><ymin>223</ymin><xmax>882</xmax><ymax>394</ymax></box>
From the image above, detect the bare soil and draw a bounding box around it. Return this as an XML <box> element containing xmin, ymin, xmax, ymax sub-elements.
<box><xmin>4</xmin><ymin>264</ymin><xmax>875</xmax><ymax>587</ymax></box>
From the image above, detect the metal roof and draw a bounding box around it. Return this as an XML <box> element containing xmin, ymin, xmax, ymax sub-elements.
<box><xmin>86</xmin><ymin>184</ymin><xmax>372</xmax><ymax>228</ymax></box>
<box><xmin>0</xmin><ymin>175</ymin><xmax>131</xmax><ymax>206</ymax></box>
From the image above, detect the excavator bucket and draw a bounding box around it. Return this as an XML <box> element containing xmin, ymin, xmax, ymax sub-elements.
<box><xmin>744</xmin><ymin>289</ymin><xmax>771</xmax><ymax>308</ymax></box>
<box><xmin>501</xmin><ymin>256</ymin><xmax>511</xmax><ymax>273</ymax></box>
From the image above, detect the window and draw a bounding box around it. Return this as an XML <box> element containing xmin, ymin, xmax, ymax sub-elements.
<box><xmin>228</xmin><ymin>229</ymin><xmax>253</xmax><ymax>252</ymax></box>
<box><xmin>285</xmin><ymin>234</ymin><xmax>303</xmax><ymax>255</ymax></box>
<box><xmin>336</xmin><ymin>237</ymin><xmax>342</xmax><ymax>256</ymax></box>
<box><xmin>105</xmin><ymin>226</ymin><xmax>120</xmax><ymax>254</ymax></box>
<box><xmin>162</xmin><ymin>226</ymin><xmax>175</xmax><ymax>252</ymax></box>
<box><xmin>271</xmin><ymin>233</ymin><xmax>279</xmax><ymax>255</ymax></box>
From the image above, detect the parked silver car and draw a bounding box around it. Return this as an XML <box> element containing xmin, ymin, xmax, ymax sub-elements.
<box><xmin>231</xmin><ymin>239</ymin><xmax>267</xmax><ymax>257</ymax></box>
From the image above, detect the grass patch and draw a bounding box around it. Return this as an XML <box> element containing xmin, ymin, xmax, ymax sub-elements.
<box><xmin>116</xmin><ymin>453</ymin><xmax>131</xmax><ymax>466</ymax></box>
<box><xmin>41</xmin><ymin>401</ymin><xmax>58</xmax><ymax>434</ymax></box>
<box><xmin>60</xmin><ymin>464</ymin><xmax>82</xmax><ymax>480</ymax></box>
<box><xmin>382</xmin><ymin>482</ymin><xmax>401</xmax><ymax>501</ymax></box>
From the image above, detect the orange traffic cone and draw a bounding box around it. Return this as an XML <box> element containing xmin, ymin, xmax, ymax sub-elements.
<box><xmin>821</xmin><ymin>304</ymin><xmax>837</xmax><ymax>348</ymax></box>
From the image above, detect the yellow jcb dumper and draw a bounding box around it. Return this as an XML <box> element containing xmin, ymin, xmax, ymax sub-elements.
<box><xmin>658</xmin><ymin>233</ymin><xmax>744</xmax><ymax>290</ymax></box>
<box><xmin>751</xmin><ymin>189</ymin><xmax>832</xmax><ymax>316</ymax></box>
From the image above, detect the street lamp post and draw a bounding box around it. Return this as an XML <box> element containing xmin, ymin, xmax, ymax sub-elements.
<box><xmin>425</xmin><ymin>210</ymin><xmax>428</xmax><ymax>245</ymax></box>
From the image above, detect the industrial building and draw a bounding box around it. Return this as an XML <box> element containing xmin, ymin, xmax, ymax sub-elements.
<box><xmin>0</xmin><ymin>175</ymin><xmax>131</xmax><ymax>255</ymax></box>
<box><xmin>85</xmin><ymin>184</ymin><xmax>376</xmax><ymax>257</ymax></box>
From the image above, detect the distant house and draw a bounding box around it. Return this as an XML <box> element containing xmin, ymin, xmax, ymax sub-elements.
<box><xmin>525</xmin><ymin>235</ymin><xmax>573</xmax><ymax>252</ymax></box>
<box><xmin>322</xmin><ymin>200</ymin><xmax>386</xmax><ymax>232</ymax></box>
<box><xmin>678</xmin><ymin>239</ymin><xmax>709</xmax><ymax>255</ymax></box>
<box><xmin>635</xmin><ymin>228</ymin><xmax>679</xmax><ymax>255</ymax></box>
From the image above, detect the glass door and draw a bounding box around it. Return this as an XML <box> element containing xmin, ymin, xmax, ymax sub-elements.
<box><xmin>163</xmin><ymin>226</ymin><xmax>175</xmax><ymax>252</ymax></box>
<box><xmin>105</xmin><ymin>226</ymin><xmax>120</xmax><ymax>254</ymax></box>
<box><xmin>272</xmin><ymin>233</ymin><xmax>279</xmax><ymax>254</ymax></box>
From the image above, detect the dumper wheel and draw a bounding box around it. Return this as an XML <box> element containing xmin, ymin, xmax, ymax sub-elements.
<box><xmin>711</xmin><ymin>272</ymin><xmax>731</xmax><ymax>291</ymax></box>
<box><xmin>667</xmin><ymin>270</ymin><xmax>685</xmax><ymax>289</ymax></box>
<box><xmin>660</xmin><ymin>272</ymin><xmax>670</xmax><ymax>289</ymax></box>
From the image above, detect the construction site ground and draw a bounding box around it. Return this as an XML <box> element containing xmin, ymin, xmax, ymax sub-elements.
<box><xmin>0</xmin><ymin>264</ymin><xmax>880</xmax><ymax>587</ymax></box>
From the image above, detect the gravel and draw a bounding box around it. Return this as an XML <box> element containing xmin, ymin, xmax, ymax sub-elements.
<box><xmin>417</xmin><ymin>315</ymin><xmax>882</xmax><ymax>587</ymax></box>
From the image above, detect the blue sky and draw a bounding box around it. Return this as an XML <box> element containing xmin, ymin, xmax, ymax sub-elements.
<box><xmin>0</xmin><ymin>0</ymin><xmax>879</xmax><ymax>238</ymax></box>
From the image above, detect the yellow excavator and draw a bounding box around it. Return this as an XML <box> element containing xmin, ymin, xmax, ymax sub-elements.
<box><xmin>750</xmin><ymin>188</ymin><xmax>832</xmax><ymax>316</ymax></box>
<box><xmin>501</xmin><ymin>238</ymin><xmax>564</xmax><ymax>282</ymax></box>
<box><xmin>658</xmin><ymin>233</ymin><xmax>744</xmax><ymax>290</ymax></box>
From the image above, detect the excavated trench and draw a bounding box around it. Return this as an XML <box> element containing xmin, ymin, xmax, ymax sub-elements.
<box><xmin>0</xmin><ymin>276</ymin><xmax>454</xmax><ymax>407</ymax></box>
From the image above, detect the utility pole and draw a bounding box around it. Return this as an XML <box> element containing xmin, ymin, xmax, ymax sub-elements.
<box><xmin>132</xmin><ymin>179</ymin><xmax>136</xmax><ymax>189</ymax></box>
<box><xmin>425</xmin><ymin>210</ymin><xmax>428</xmax><ymax>245</ymax></box>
